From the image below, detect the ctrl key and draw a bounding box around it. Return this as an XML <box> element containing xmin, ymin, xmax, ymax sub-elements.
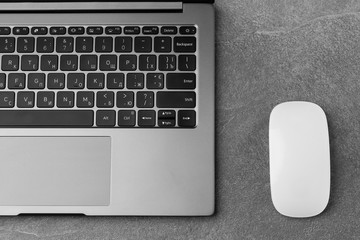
<box><xmin>118</xmin><ymin>110</ymin><xmax>136</xmax><ymax>127</ymax></box>
<box><xmin>178</xmin><ymin>110</ymin><xmax>196</xmax><ymax>128</ymax></box>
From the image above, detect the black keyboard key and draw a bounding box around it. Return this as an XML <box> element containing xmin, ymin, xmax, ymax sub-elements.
<box><xmin>87</xmin><ymin>73</ymin><xmax>105</xmax><ymax>89</ymax></box>
<box><xmin>179</xmin><ymin>55</ymin><xmax>196</xmax><ymax>71</ymax></box>
<box><xmin>178</xmin><ymin>110</ymin><xmax>196</xmax><ymax>127</ymax></box>
<box><xmin>0</xmin><ymin>74</ymin><xmax>5</xmax><ymax>89</ymax></box>
<box><xmin>37</xmin><ymin>91</ymin><xmax>55</xmax><ymax>108</ymax></box>
<box><xmin>142</xmin><ymin>26</ymin><xmax>159</xmax><ymax>35</ymax></box>
<box><xmin>135</xmin><ymin>37</ymin><xmax>152</xmax><ymax>52</ymax></box>
<box><xmin>159</xmin><ymin>55</ymin><xmax>176</xmax><ymax>71</ymax></box>
<box><xmin>158</xmin><ymin>110</ymin><xmax>175</xmax><ymax>119</ymax></box>
<box><xmin>0</xmin><ymin>92</ymin><xmax>15</xmax><ymax>108</ymax></box>
<box><xmin>157</xmin><ymin>92</ymin><xmax>196</xmax><ymax>108</ymax></box>
<box><xmin>37</xmin><ymin>37</ymin><xmax>54</xmax><ymax>53</ymax></box>
<box><xmin>0</xmin><ymin>110</ymin><xmax>93</xmax><ymax>127</ymax></box>
<box><xmin>8</xmin><ymin>73</ymin><xmax>25</xmax><ymax>89</ymax></box>
<box><xmin>17</xmin><ymin>91</ymin><xmax>35</xmax><ymax>108</ymax></box>
<box><xmin>154</xmin><ymin>37</ymin><xmax>172</xmax><ymax>53</ymax></box>
<box><xmin>47</xmin><ymin>73</ymin><xmax>65</xmax><ymax>89</ymax></box>
<box><xmin>158</xmin><ymin>119</ymin><xmax>175</xmax><ymax>127</ymax></box>
<box><xmin>115</xmin><ymin>37</ymin><xmax>132</xmax><ymax>52</ymax></box>
<box><xmin>50</xmin><ymin>27</ymin><xmax>66</xmax><ymax>35</ymax></box>
<box><xmin>127</xmin><ymin>73</ymin><xmax>144</xmax><ymax>89</ymax></box>
<box><xmin>57</xmin><ymin>91</ymin><xmax>74</xmax><ymax>108</ymax></box>
<box><xmin>136</xmin><ymin>91</ymin><xmax>154</xmax><ymax>108</ymax></box>
<box><xmin>96</xmin><ymin>110</ymin><xmax>115</xmax><ymax>127</ymax></box>
<box><xmin>67</xmin><ymin>73</ymin><xmax>85</xmax><ymax>89</ymax></box>
<box><xmin>167</xmin><ymin>73</ymin><xmax>196</xmax><ymax>89</ymax></box>
<box><xmin>124</xmin><ymin>26</ymin><xmax>140</xmax><ymax>35</ymax></box>
<box><xmin>0</xmin><ymin>37</ymin><xmax>15</xmax><ymax>53</ymax></box>
<box><xmin>107</xmin><ymin>73</ymin><xmax>124</xmax><ymax>89</ymax></box>
<box><xmin>2</xmin><ymin>55</ymin><xmax>19</xmax><ymax>71</ymax></box>
<box><xmin>118</xmin><ymin>110</ymin><xmax>136</xmax><ymax>127</ymax></box>
<box><xmin>17</xmin><ymin>37</ymin><xmax>35</xmax><ymax>53</ymax></box>
<box><xmin>138</xmin><ymin>110</ymin><xmax>156</xmax><ymax>127</ymax></box>
<box><xmin>60</xmin><ymin>55</ymin><xmax>78</xmax><ymax>71</ymax></box>
<box><xmin>95</xmin><ymin>37</ymin><xmax>113</xmax><ymax>53</ymax></box>
<box><xmin>56</xmin><ymin>37</ymin><xmax>74</xmax><ymax>53</ymax></box>
<box><xmin>147</xmin><ymin>73</ymin><xmax>164</xmax><ymax>89</ymax></box>
<box><xmin>97</xmin><ymin>91</ymin><xmax>114</xmax><ymax>108</ymax></box>
<box><xmin>139</xmin><ymin>55</ymin><xmax>156</xmax><ymax>71</ymax></box>
<box><xmin>31</xmin><ymin>27</ymin><xmax>48</xmax><ymax>35</ymax></box>
<box><xmin>116</xmin><ymin>91</ymin><xmax>134</xmax><ymax>108</ymax></box>
<box><xmin>0</xmin><ymin>27</ymin><xmax>11</xmax><ymax>35</ymax></box>
<box><xmin>68</xmin><ymin>27</ymin><xmax>85</xmax><ymax>35</ymax></box>
<box><xmin>174</xmin><ymin>37</ymin><xmax>196</xmax><ymax>53</ymax></box>
<box><xmin>41</xmin><ymin>55</ymin><xmax>58</xmax><ymax>71</ymax></box>
<box><xmin>100</xmin><ymin>55</ymin><xmax>117</xmax><ymax>71</ymax></box>
<box><xmin>77</xmin><ymin>91</ymin><xmax>94</xmax><ymax>108</ymax></box>
<box><xmin>179</xmin><ymin>26</ymin><xmax>197</xmax><ymax>35</ymax></box>
<box><xmin>76</xmin><ymin>37</ymin><xmax>93</xmax><ymax>53</ymax></box>
<box><xmin>21</xmin><ymin>55</ymin><xmax>39</xmax><ymax>71</ymax></box>
<box><xmin>87</xmin><ymin>26</ymin><xmax>103</xmax><ymax>35</ymax></box>
<box><xmin>161</xmin><ymin>26</ymin><xmax>177</xmax><ymax>35</ymax></box>
<box><xmin>105</xmin><ymin>26</ymin><xmax>121</xmax><ymax>35</ymax></box>
<box><xmin>80</xmin><ymin>55</ymin><xmax>97</xmax><ymax>71</ymax></box>
<box><xmin>13</xmin><ymin>27</ymin><xmax>29</xmax><ymax>35</ymax></box>
<box><xmin>28</xmin><ymin>73</ymin><xmax>45</xmax><ymax>89</ymax></box>
<box><xmin>119</xmin><ymin>55</ymin><xmax>137</xmax><ymax>71</ymax></box>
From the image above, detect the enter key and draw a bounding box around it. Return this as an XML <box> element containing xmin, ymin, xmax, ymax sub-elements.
<box><xmin>167</xmin><ymin>73</ymin><xmax>196</xmax><ymax>89</ymax></box>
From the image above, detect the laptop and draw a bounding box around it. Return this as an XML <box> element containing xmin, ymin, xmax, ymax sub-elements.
<box><xmin>0</xmin><ymin>0</ymin><xmax>215</xmax><ymax>216</ymax></box>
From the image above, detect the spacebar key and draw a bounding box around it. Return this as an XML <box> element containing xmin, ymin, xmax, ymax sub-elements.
<box><xmin>0</xmin><ymin>110</ymin><xmax>93</xmax><ymax>127</ymax></box>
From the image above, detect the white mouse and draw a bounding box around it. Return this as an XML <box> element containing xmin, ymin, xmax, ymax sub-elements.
<box><xmin>269</xmin><ymin>101</ymin><xmax>330</xmax><ymax>218</ymax></box>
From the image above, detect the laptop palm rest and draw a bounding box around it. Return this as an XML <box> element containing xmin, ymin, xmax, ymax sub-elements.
<box><xmin>0</xmin><ymin>137</ymin><xmax>111</xmax><ymax>206</ymax></box>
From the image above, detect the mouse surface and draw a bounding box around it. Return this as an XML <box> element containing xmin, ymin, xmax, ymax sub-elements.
<box><xmin>269</xmin><ymin>101</ymin><xmax>330</xmax><ymax>218</ymax></box>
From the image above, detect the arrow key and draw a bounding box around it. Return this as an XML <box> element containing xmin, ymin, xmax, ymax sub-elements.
<box><xmin>138</xmin><ymin>110</ymin><xmax>155</xmax><ymax>127</ymax></box>
<box><xmin>178</xmin><ymin>110</ymin><xmax>196</xmax><ymax>128</ymax></box>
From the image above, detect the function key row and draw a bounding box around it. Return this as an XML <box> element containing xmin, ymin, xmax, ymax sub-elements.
<box><xmin>0</xmin><ymin>26</ymin><xmax>197</xmax><ymax>36</ymax></box>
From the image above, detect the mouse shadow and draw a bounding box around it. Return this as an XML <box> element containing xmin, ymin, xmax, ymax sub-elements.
<box><xmin>320</xmin><ymin>116</ymin><xmax>337</xmax><ymax>216</ymax></box>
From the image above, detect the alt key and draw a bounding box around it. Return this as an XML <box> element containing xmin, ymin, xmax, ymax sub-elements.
<box><xmin>96</xmin><ymin>110</ymin><xmax>115</xmax><ymax>127</ymax></box>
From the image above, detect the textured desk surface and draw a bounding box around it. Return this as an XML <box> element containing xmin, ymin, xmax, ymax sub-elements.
<box><xmin>1</xmin><ymin>1</ymin><xmax>360</xmax><ymax>239</ymax></box>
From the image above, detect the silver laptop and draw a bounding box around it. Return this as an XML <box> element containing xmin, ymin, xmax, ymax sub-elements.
<box><xmin>0</xmin><ymin>0</ymin><xmax>215</xmax><ymax>216</ymax></box>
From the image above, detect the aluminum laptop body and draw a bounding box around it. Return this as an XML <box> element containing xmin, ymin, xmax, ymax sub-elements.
<box><xmin>0</xmin><ymin>0</ymin><xmax>215</xmax><ymax>216</ymax></box>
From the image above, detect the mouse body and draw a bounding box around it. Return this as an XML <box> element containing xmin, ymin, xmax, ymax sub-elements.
<box><xmin>269</xmin><ymin>101</ymin><xmax>330</xmax><ymax>218</ymax></box>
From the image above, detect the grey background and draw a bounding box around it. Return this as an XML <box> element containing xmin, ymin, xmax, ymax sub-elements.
<box><xmin>1</xmin><ymin>0</ymin><xmax>360</xmax><ymax>239</ymax></box>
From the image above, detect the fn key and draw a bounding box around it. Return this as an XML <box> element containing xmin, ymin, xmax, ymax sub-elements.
<box><xmin>178</xmin><ymin>110</ymin><xmax>196</xmax><ymax>128</ymax></box>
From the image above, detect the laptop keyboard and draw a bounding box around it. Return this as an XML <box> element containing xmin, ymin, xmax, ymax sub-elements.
<box><xmin>0</xmin><ymin>25</ymin><xmax>197</xmax><ymax>128</ymax></box>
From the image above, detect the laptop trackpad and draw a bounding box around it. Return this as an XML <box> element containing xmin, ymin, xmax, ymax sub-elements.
<box><xmin>0</xmin><ymin>137</ymin><xmax>111</xmax><ymax>206</ymax></box>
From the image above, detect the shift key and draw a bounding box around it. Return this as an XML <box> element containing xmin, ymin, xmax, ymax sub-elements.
<box><xmin>157</xmin><ymin>92</ymin><xmax>196</xmax><ymax>108</ymax></box>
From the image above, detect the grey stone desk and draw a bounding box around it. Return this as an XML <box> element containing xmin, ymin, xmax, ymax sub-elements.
<box><xmin>1</xmin><ymin>1</ymin><xmax>360</xmax><ymax>239</ymax></box>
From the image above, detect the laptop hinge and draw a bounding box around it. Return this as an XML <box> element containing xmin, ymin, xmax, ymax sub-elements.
<box><xmin>0</xmin><ymin>2</ymin><xmax>183</xmax><ymax>12</ymax></box>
